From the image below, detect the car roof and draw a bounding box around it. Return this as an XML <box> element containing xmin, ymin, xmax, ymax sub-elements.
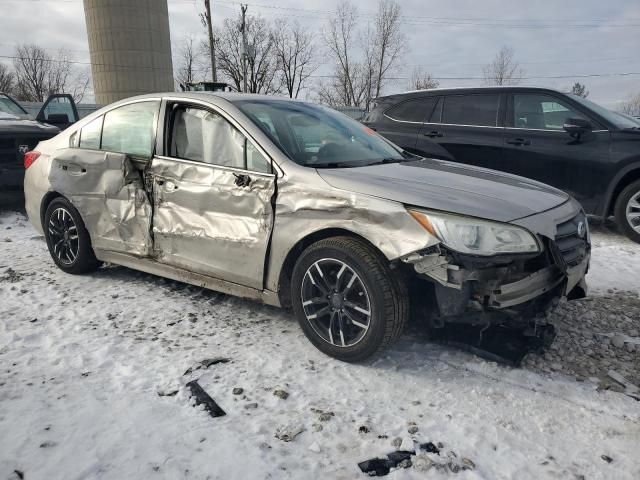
<box><xmin>108</xmin><ymin>91</ymin><xmax>310</xmax><ymax>105</ymax></box>
<box><xmin>376</xmin><ymin>85</ymin><xmax>567</xmax><ymax>101</ymax></box>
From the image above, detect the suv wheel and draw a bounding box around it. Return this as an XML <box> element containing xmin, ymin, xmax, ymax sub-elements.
<box><xmin>614</xmin><ymin>179</ymin><xmax>640</xmax><ymax>243</ymax></box>
<box><xmin>44</xmin><ymin>197</ymin><xmax>101</xmax><ymax>274</ymax></box>
<box><xmin>291</xmin><ymin>236</ymin><xmax>408</xmax><ymax>362</ymax></box>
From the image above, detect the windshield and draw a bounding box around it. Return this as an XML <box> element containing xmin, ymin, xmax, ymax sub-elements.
<box><xmin>233</xmin><ymin>99</ymin><xmax>405</xmax><ymax>167</ymax></box>
<box><xmin>568</xmin><ymin>94</ymin><xmax>639</xmax><ymax>129</ymax></box>
<box><xmin>0</xmin><ymin>94</ymin><xmax>28</xmax><ymax>116</ymax></box>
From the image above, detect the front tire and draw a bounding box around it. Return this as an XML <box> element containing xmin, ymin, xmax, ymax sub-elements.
<box><xmin>291</xmin><ymin>236</ymin><xmax>408</xmax><ymax>362</ymax></box>
<box><xmin>44</xmin><ymin>197</ymin><xmax>101</xmax><ymax>274</ymax></box>
<box><xmin>614</xmin><ymin>179</ymin><xmax>640</xmax><ymax>244</ymax></box>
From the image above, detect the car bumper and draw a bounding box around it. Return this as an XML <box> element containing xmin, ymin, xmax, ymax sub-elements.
<box><xmin>490</xmin><ymin>250</ymin><xmax>589</xmax><ymax>309</ymax></box>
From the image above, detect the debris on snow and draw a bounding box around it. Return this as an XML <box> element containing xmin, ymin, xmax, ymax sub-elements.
<box><xmin>275</xmin><ymin>423</ymin><xmax>304</xmax><ymax>442</ymax></box>
<box><xmin>273</xmin><ymin>389</ymin><xmax>289</xmax><ymax>400</ymax></box>
<box><xmin>232</xmin><ymin>387</ymin><xmax>244</xmax><ymax>395</ymax></box>
<box><xmin>185</xmin><ymin>381</ymin><xmax>226</xmax><ymax>418</ymax></box>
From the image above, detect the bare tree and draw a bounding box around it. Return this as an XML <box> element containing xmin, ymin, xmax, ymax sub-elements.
<box><xmin>482</xmin><ymin>46</ymin><xmax>524</xmax><ymax>86</ymax></box>
<box><xmin>619</xmin><ymin>92</ymin><xmax>640</xmax><ymax>116</ymax></box>
<box><xmin>570</xmin><ymin>82</ymin><xmax>589</xmax><ymax>98</ymax></box>
<box><xmin>409</xmin><ymin>67</ymin><xmax>439</xmax><ymax>90</ymax></box>
<box><xmin>0</xmin><ymin>62</ymin><xmax>15</xmax><ymax>93</ymax></box>
<box><xmin>12</xmin><ymin>44</ymin><xmax>89</xmax><ymax>102</ymax></box>
<box><xmin>371</xmin><ymin>0</ymin><xmax>405</xmax><ymax>99</ymax></box>
<box><xmin>272</xmin><ymin>19</ymin><xmax>317</xmax><ymax>98</ymax></box>
<box><xmin>216</xmin><ymin>13</ymin><xmax>279</xmax><ymax>94</ymax></box>
<box><xmin>321</xmin><ymin>0</ymin><xmax>363</xmax><ymax>106</ymax></box>
<box><xmin>319</xmin><ymin>0</ymin><xmax>406</xmax><ymax>108</ymax></box>
<box><xmin>175</xmin><ymin>35</ymin><xmax>207</xmax><ymax>89</ymax></box>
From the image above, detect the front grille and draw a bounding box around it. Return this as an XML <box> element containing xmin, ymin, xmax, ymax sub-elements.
<box><xmin>554</xmin><ymin>212</ymin><xmax>589</xmax><ymax>267</ymax></box>
<box><xmin>0</xmin><ymin>136</ymin><xmax>44</xmax><ymax>164</ymax></box>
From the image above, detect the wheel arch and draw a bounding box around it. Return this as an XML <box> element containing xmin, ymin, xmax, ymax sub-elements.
<box><xmin>604</xmin><ymin>161</ymin><xmax>640</xmax><ymax>217</ymax></box>
<box><xmin>276</xmin><ymin>227</ymin><xmax>388</xmax><ymax>308</ymax></box>
<box><xmin>40</xmin><ymin>191</ymin><xmax>64</xmax><ymax>227</ymax></box>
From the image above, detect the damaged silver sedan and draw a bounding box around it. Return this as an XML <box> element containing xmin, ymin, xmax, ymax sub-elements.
<box><xmin>24</xmin><ymin>93</ymin><xmax>590</xmax><ymax>361</ymax></box>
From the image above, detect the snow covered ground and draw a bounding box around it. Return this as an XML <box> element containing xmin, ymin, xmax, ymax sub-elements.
<box><xmin>1</xmin><ymin>211</ymin><xmax>639</xmax><ymax>480</ymax></box>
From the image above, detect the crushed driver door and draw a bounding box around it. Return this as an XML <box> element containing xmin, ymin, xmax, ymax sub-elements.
<box><xmin>150</xmin><ymin>102</ymin><xmax>276</xmax><ymax>290</ymax></box>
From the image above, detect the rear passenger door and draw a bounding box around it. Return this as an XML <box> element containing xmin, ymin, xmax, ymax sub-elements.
<box><xmin>150</xmin><ymin>100</ymin><xmax>276</xmax><ymax>290</ymax></box>
<box><xmin>364</xmin><ymin>96</ymin><xmax>453</xmax><ymax>160</ymax></box>
<box><xmin>49</xmin><ymin>100</ymin><xmax>159</xmax><ymax>256</ymax></box>
<box><xmin>418</xmin><ymin>93</ymin><xmax>505</xmax><ymax>169</ymax></box>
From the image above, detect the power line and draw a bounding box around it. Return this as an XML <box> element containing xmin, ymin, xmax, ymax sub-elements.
<box><xmin>3</xmin><ymin>53</ymin><xmax>638</xmax><ymax>81</ymax></box>
<box><xmin>1</xmin><ymin>0</ymin><xmax>639</xmax><ymax>28</ymax></box>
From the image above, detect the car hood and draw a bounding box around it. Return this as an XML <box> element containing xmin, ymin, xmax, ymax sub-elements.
<box><xmin>317</xmin><ymin>158</ymin><xmax>570</xmax><ymax>223</ymax></box>
<box><xmin>0</xmin><ymin>114</ymin><xmax>60</xmax><ymax>135</ymax></box>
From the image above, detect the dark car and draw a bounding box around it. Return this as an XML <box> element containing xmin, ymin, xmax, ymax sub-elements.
<box><xmin>0</xmin><ymin>93</ymin><xmax>78</xmax><ymax>190</ymax></box>
<box><xmin>363</xmin><ymin>87</ymin><xmax>640</xmax><ymax>243</ymax></box>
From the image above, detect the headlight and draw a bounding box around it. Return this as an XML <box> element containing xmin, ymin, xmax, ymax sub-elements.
<box><xmin>408</xmin><ymin>209</ymin><xmax>540</xmax><ymax>255</ymax></box>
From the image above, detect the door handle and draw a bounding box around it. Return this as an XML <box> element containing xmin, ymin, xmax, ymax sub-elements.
<box><xmin>506</xmin><ymin>138</ymin><xmax>531</xmax><ymax>146</ymax></box>
<box><xmin>423</xmin><ymin>130</ymin><xmax>443</xmax><ymax>138</ymax></box>
<box><xmin>234</xmin><ymin>173</ymin><xmax>252</xmax><ymax>187</ymax></box>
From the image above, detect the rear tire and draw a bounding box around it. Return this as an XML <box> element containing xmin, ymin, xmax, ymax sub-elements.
<box><xmin>44</xmin><ymin>197</ymin><xmax>101</xmax><ymax>274</ymax></box>
<box><xmin>614</xmin><ymin>179</ymin><xmax>640</xmax><ymax>244</ymax></box>
<box><xmin>291</xmin><ymin>236</ymin><xmax>408</xmax><ymax>362</ymax></box>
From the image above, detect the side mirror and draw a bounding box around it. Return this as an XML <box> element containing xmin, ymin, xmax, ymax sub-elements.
<box><xmin>563</xmin><ymin>118</ymin><xmax>592</xmax><ymax>138</ymax></box>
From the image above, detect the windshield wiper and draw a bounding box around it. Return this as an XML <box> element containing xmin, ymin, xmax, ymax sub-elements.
<box><xmin>312</xmin><ymin>161</ymin><xmax>361</xmax><ymax>169</ymax></box>
<box><xmin>364</xmin><ymin>157</ymin><xmax>410</xmax><ymax>166</ymax></box>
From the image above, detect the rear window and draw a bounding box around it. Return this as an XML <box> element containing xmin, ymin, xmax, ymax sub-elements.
<box><xmin>101</xmin><ymin>101</ymin><xmax>158</xmax><ymax>158</ymax></box>
<box><xmin>79</xmin><ymin>115</ymin><xmax>103</xmax><ymax>150</ymax></box>
<box><xmin>385</xmin><ymin>97</ymin><xmax>437</xmax><ymax>123</ymax></box>
<box><xmin>441</xmin><ymin>94</ymin><xmax>500</xmax><ymax>127</ymax></box>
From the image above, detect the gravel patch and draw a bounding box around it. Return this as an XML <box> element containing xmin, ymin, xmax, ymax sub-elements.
<box><xmin>523</xmin><ymin>292</ymin><xmax>640</xmax><ymax>393</ymax></box>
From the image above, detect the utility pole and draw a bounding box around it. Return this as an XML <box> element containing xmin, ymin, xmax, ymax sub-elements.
<box><xmin>240</xmin><ymin>4</ymin><xmax>248</xmax><ymax>93</ymax></box>
<box><xmin>203</xmin><ymin>0</ymin><xmax>217</xmax><ymax>82</ymax></box>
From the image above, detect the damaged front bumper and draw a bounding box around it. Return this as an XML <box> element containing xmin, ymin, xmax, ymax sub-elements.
<box><xmin>402</xmin><ymin>216</ymin><xmax>590</xmax><ymax>326</ymax></box>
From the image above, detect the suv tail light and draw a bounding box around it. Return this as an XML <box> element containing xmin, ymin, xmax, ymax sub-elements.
<box><xmin>24</xmin><ymin>151</ymin><xmax>41</xmax><ymax>169</ymax></box>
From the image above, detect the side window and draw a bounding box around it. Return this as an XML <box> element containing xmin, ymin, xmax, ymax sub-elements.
<box><xmin>101</xmin><ymin>101</ymin><xmax>158</xmax><ymax>157</ymax></box>
<box><xmin>79</xmin><ymin>115</ymin><xmax>103</xmax><ymax>149</ymax></box>
<box><xmin>513</xmin><ymin>94</ymin><xmax>586</xmax><ymax>130</ymax></box>
<box><xmin>385</xmin><ymin>97</ymin><xmax>436</xmax><ymax>122</ymax></box>
<box><xmin>442</xmin><ymin>94</ymin><xmax>500</xmax><ymax>127</ymax></box>
<box><xmin>246</xmin><ymin>142</ymin><xmax>271</xmax><ymax>173</ymax></box>
<box><xmin>41</xmin><ymin>96</ymin><xmax>78</xmax><ymax>123</ymax></box>
<box><xmin>169</xmin><ymin>105</ymin><xmax>271</xmax><ymax>173</ymax></box>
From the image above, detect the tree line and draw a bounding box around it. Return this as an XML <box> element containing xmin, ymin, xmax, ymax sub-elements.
<box><xmin>0</xmin><ymin>45</ymin><xmax>89</xmax><ymax>102</ymax></box>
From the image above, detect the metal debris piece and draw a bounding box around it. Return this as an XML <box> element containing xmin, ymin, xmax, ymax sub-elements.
<box><xmin>186</xmin><ymin>380</ymin><xmax>226</xmax><ymax>418</ymax></box>
<box><xmin>607</xmin><ymin>370</ymin><xmax>640</xmax><ymax>400</ymax></box>
<box><xmin>184</xmin><ymin>357</ymin><xmax>231</xmax><ymax>376</ymax></box>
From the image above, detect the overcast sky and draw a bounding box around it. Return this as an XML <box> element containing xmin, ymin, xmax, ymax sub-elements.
<box><xmin>0</xmin><ymin>0</ymin><xmax>638</xmax><ymax>108</ymax></box>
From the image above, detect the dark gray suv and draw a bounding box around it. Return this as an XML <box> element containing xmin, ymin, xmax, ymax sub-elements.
<box><xmin>363</xmin><ymin>87</ymin><xmax>640</xmax><ymax>243</ymax></box>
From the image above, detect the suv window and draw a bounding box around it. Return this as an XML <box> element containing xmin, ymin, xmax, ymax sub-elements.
<box><xmin>79</xmin><ymin>115</ymin><xmax>103</xmax><ymax>149</ymax></box>
<box><xmin>169</xmin><ymin>105</ymin><xmax>270</xmax><ymax>173</ymax></box>
<box><xmin>101</xmin><ymin>101</ymin><xmax>158</xmax><ymax>157</ymax></box>
<box><xmin>385</xmin><ymin>97</ymin><xmax>437</xmax><ymax>123</ymax></box>
<box><xmin>513</xmin><ymin>94</ymin><xmax>587</xmax><ymax>130</ymax></box>
<box><xmin>441</xmin><ymin>94</ymin><xmax>500</xmax><ymax>127</ymax></box>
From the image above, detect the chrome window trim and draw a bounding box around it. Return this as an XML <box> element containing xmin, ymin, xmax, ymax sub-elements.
<box><xmin>505</xmin><ymin>127</ymin><xmax>609</xmax><ymax>133</ymax></box>
<box><xmin>162</xmin><ymin>96</ymin><xmax>283</xmax><ymax>177</ymax></box>
<box><xmin>153</xmin><ymin>155</ymin><xmax>277</xmax><ymax>179</ymax></box>
<box><xmin>422</xmin><ymin>121</ymin><xmax>504</xmax><ymax>129</ymax></box>
<box><xmin>383</xmin><ymin>113</ymin><xmax>424</xmax><ymax>124</ymax></box>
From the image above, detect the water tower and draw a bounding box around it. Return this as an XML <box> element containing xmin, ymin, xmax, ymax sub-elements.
<box><xmin>83</xmin><ymin>0</ymin><xmax>174</xmax><ymax>104</ymax></box>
